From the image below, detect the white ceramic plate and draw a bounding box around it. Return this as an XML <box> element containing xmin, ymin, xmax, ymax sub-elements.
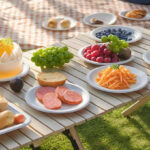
<box><xmin>25</xmin><ymin>83</ymin><xmax>90</xmax><ymax>114</ymax></box>
<box><xmin>0</xmin><ymin>103</ymin><xmax>31</xmax><ymax>135</ymax></box>
<box><xmin>90</xmin><ymin>25</ymin><xmax>142</xmax><ymax>43</ymax></box>
<box><xmin>83</xmin><ymin>13</ymin><xmax>117</xmax><ymax>27</ymax></box>
<box><xmin>0</xmin><ymin>63</ymin><xmax>30</xmax><ymax>82</ymax></box>
<box><xmin>42</xmin><ymin>16</ymin><xmax>77</xmax><ymax>31</ymax></box>
<box><xmin>78</xmin><ymin>44</ymin><xmax>134</xmax><ymax>65</ymax></box>
<box><xmin>143</xmin><ymin>50</ymin><xmax>150</xmax><ymax>65</ymax></box>
<box><xmin>86</xmin><ymin>65</ymin><xmax>148</xmax><ymax>93</ymax></box>
<box><xmin>119</xmin><ymin>10</ymin><xmax>150</xmax><ymax>21</ymax></box>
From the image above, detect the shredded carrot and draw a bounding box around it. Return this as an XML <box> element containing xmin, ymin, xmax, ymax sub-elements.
<box><xmin>96</xmin><ymin>65</ymin><xmax>136</xmax><ymax>90</ymax></box>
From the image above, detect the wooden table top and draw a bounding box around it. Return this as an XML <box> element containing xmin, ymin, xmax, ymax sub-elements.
<box><xmin>1</xmin><ymin>27</ymin><xmax>150</xmax><ymax>150</ymax></box>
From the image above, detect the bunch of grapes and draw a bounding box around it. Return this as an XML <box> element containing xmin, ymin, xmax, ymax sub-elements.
<box><xmin>101</xmin><ymin>34</ymin><xmax>129</xmax><ymax>53</ymax></box>
<box><xmin>31</xmin><ymin>46</ymin><xmax>74</xmax><ymax>68</ymax></box>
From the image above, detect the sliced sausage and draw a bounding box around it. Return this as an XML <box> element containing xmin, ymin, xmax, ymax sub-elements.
<box><xmin>36</xmin><ymin>86</ymin><xmax>55</xmax><ymax>103</ymax></box>
<box><xmin>55</xmin><ymin>86</ymin><xmax>69</xmax><ymax>101</ymax></box>
<box><xmin>63</xmin><ymin>90</ymin><xmax>82</xmax><ymax>105</ymax></box>
<box><xmin>42</xmin><ymin>93</ymin><xmax>62</xmax><ymax>109</ymax></box>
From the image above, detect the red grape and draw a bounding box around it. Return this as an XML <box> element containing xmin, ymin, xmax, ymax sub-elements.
<box><xmin>104</xmin><ymin>48</ymin><xmax>111</xmax><ymax>56</ymax></box>
<box><xmin>100</xmin><ymin>44</ymin><xmax>107</xmax><ymax>51</ymax></box>
<box><xmin>84</xmin><ymin>46</ymin><xmax>91</xmax><ymax>52</ymax></box>
<box><xmin>87</xmin><ymin>49</ymin><xmax>92</xmax><ymax>54</ymax></box>
<box><xmin>91</xmin><ymin>57</ymin><xmax>96</xmax><ymax>61</ymax></box>
<box><xmin>96</xmin><ymin>57</ymin><xmax>103</xmax><ymax>63</ymax></box>
<box><xmin>83</xmin><ymin>52</ymin><xmax>87</xmax><ymax>58</ymax></box>
<box><xmin>104</xmin><ymin>57</ymin><xmax>111</xmax><ymax>63</ymax></box>
<box><xmin>86</xmin><ymin>54</ymin><xmax>92</xmax><ymax>60</ymax></box>
<box><xmin>91</xmin><ymin>50</ymin><xmax>99</xmax><ymax>57</ymax></box>
<box><xmin>112</xmin><ymin>56</ymin><xmax>119</xmax><ymax>62</ymax></box>
<box><xmin>91</xmin><ymin>44</ymin><xmax>100</xmax><ymax>51</ymax></box>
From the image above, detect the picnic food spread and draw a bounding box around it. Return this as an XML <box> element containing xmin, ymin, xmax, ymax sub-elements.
<box><xmin>0</xmin><ymin>38</ymin><xmax>22</xmax><ymax>79</ymax></box>
<box><xmin>0</xmin><ymin>95</ymin><xmax>25</xmax><ymax>130</ymax></box>
<box><xmin>96</xmin><ymin>65</ymin><xmax>136</xmax><ymax>89</ymax></box>
<box><xmin>125</xmin><ymin>9</ymin><xmax>147</xmax><ymax>19</ymax></box>
<box><xmin>36</xmin><ymin>72</ymin><xmax>82</xmax><ymax>109</ymax></box>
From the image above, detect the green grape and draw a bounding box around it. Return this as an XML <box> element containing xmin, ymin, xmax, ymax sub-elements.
<box><xmin>101</xmin><ymin>36</ymin><xmax>108</xmax><ymax>42</ymax></box>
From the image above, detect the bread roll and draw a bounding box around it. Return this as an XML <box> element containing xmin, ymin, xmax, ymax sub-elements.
<box><xmin>60</xmin><ymin>19</ymin><xmax>70</xmax><ymax>28</ymax></box>
<box><xmin>0</xmin><ymin>110</ymin><xmax>14</xmax><ymax>129</ymax></box>
<box><xmin>47</xmin><ymin>18</ymin><xmax>58</xmax><ymax>28</ymax></box>
<box><xmin>0</xmin><ymin>95</ymin><xmax>8</xmax><ymax>112</ymax></box>
<box><xmin>37</xmin><ymin>72</ymin><xmax>66</xmax><ymax>87</ymax></box>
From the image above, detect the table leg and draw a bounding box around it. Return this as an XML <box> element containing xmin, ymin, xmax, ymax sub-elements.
<box><xmin>122</xmin><ymin>93</ymin><xmax>150</xmax><ymax>117</ymax></box>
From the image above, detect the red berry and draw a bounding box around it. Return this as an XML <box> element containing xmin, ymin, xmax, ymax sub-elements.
<box><xmin>83</xmin><ymin>52</ymin><xmax>87</xmax><ymax>58</ymax></box>
<box><xmin>91</xmin><ymin>44</ymin><xmax>100</xmax><ymax>51</ymax></box>
<box><xmin>104</xmin><ymin>57</ymin><xmax>111</xmax><ymax>63</ymax></box>
<box><xmin>84</xmin><ymin>46</ymin><xmax>91</xmax><ymax>52</ymax></box>
<box><xmin>100</xmin><ymin>44</ymin><xmax>107</xmax><ymax>51</ymax></box>
<box><xmin>104</xmin><ymin>48</ymin><xmax>111</xmax><ymax>56</ymax></box>
<box><xmin>91</xmin><ymin>50</ymin><xmax>99</xmax><ymax>57</ymax></box>
<box><xmin>86</xmin><ymin>54</ymin><xmax>92</xmax><ymax>60</ymax></box>
<box><xmin>87</xmin><ymin>49</ymin><xmax>92</xmax><ymax>54</ymax></box>
<box><xmin>96</xmin><ymin>57</ymin><xmax>103</xmax><ymax>63</ymax></box>
<box><xmin>91</xmin><ymin>57</ymin><xmax>96</xmax><ymax>61</ymax></box>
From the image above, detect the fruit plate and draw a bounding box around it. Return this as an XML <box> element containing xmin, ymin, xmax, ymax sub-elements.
<box><xmin>143</xmin><ymin>50</ymin><xmax>150</xmax><ymax>65</ymax></box>
<box><xmin>42</xmin><ymin>16</ymin><xmax>76</xmax><ymax>31</ymax></box>
<box><xmin>86</xmin><ymin>65</ymin><xmax>148</xmax><ymax>93</ymax></box>
<box><xmin>78</xmin><ymin>44</ymin><xmax>134</xmax><ymax>65</ymax></box>
<box><xmin>25</xmin><ymin>83</ymin><xmax>90</xmax><ymax>114</ymax></box>
<box><xmin>90</xmin><ymin>25</ymin><xmax>142</xmax><ymax>43</ymax></box>
<box><xmin>119</xmin><ymin>10</ymin><xmax>150</xmax><ymax>21</ymax></box>
<box><xmin>0</xmin><ymin>103</ymin><xmax>31</xmax><ymax>135</ymax></box>
<box><xmin>0</xmin><ymin>63</ymin><xmax>30</xmax><ymax>82</ymax></box>
<box><xmin>83</xmin><ymin>13</ymin><xmax>117</xmax><ymax>27</ymax></box>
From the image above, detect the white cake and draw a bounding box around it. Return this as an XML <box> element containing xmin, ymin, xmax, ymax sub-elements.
<box><xmin>0</xmin><ymin>42</ymin><xmax>22</xmax><ymax>79</ymax></box>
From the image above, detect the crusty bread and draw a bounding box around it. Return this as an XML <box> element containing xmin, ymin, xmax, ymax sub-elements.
<box><xmin>0</xmin><ymin>110</ymin><xmax>14</xmax><ymax>129</ymax></box>
<box><xmin>47</xmin><ymin>18</ymin><xmax>58</xmax><ymax>28</ymax></box>
<box><xmin>37</xmin><ymin>72</ymin><xmax>66</xmax><ymax>87</ymax></box>
<box><xmin>0</xmin><ymin>95</ymin><xmax>8</xmax><ymax>112</ymax></box>
<box><xmin>60</xmin><ymin>19</ymin><xmax>70</xmax><ymax>28</ymax></box>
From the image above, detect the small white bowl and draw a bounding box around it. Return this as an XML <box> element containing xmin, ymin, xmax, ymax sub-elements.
<box><xmin>143</xmin><ymin>50</ymin><xmax>150</xmax><ymax>65</ymax></box>
<box><xmin>83</xmin><ymin>13</ymin><xmax>117</xmax><ymax>27</ymax></box>
<box><xmin>119</xmin><ymin>10</ymin><xmax>150</xmax><ymax>21</ymax></box>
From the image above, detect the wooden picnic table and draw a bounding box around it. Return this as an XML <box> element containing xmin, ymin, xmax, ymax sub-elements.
<box><xmin>0</xmin><ymin>26</ymin><xmax>150</xmax><ymax>150</ymax></box>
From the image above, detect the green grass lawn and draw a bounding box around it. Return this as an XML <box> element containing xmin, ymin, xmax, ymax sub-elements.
<box><xmin>20</xmin><ymin>101</ymin><xmax>150</xmax><ymax>150</ymax></box>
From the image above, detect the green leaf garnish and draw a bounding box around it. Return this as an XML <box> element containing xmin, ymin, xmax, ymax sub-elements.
<box><xmin>111</xmin><ymin>64</ymin><xmax>119</xmax><ymax>69</ymax></box>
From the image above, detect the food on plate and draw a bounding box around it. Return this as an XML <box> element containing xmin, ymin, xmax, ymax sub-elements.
<box><xmin>36</xmin><ymin>86</ymin><xmax>55</xmax><ymax>103</ymax></box>
<box><xmin>83</xmin><ymin>35</ymin><xmax>130</xmax><ymax>63</ymax></box>
<box><xmin>47</xmin><ymin>18</ymin><xmax>58</xmax><ymax>28</ymax></box>
<box><xmin>89</xmin><ymin>18</ymin><xmax>104</xmax><ymax>25</ymax></box>
<box><xmin>96</xmin><ymin>65</ymin><xmax>136</xmax><ymax>89</ymax></box>
<box><xmin>14</xmin><ymin>114</ymin><xmax>25</xmax><ymax>124</ymax></box>
<box><xmin>95</xmin><ymin>28</ymin><xmax>133</xmax><ymax>41</ymax></box>
<box><xmin>0</xmin><ymin>95</ymin><xmax>8</xmax><ymax>112</ymax></box>
<box><xmin>31</xmin><ymin>46</ymin><xmax>74</xmax><ymax>69</ymax></box>
<box><xmin>10</xmin><ymin>78</ymin><xmax>24</xmax><ymax>93</ymax></box>
<box><xmin>125</xmin><ymin>9</ymin><xmax>146</xmax><ymax>19</ymax></box>
<box><xmin>0</xmin><ymin>38</ymin><xmax>22</xmax><ymax>79</ymax></box>
<box><xmin>60</xmin><ymin>19</ymin><xmax>71</xmax><ymax>28</ymax></box>
<box><xmin>43</xmin><ymin>93</ymin><xmax>62</xmax><ymax>109</ymax></box>
<box><xmin>63</xmin><ymin>90</ymin><xmax>82</xmax><ymax>105</ymax></box>
<box><xmin>0</xmin><ymin>110</ymin><xmax>14</xmax><ymax>129</ymax></box>
<box><xmin>37</xmin><ymin>72</ymin><xmax>66</xmax><ymax>87</ymax></box>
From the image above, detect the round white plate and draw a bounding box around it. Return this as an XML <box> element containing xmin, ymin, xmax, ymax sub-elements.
<box><xmin>119</xmin><ymin>10</ymin><xmax>150</xmax><ymax>21</ymax></box>
<box><xmin>90</xmin><ymin>25</ymin><xmax>142</xmax><ymax>43</ymax></box>
<box><xmin>83</xmin><ymin>13</ymin><xmax>117</xmax><ymax>27</ymax></box>
<box><xmin>25</xmin><ymin>83</ymin><xmax>90</xmax><ymax>114</ymax></box>
<box><xmin>42</xmin><ymin>16</ymin><xmax>77</xmax><ymax>31</ymax></box>
<box><xmin>78</xmin><ymin>44</ymin><xmax>134</xmax><ymax>65</ymax></box>
<box><xmin>143</xmin><ymin>50</ymin><xmax>150</xmax><ymax>65</ymax></box>
<box><xmin>0</xmin><ymin>63</ymin><xmax>30</xmax><ymax>82</ymax></box>
<box><xmin>86</xmin><ymin>65</ymin><xmax>148</xmax><ymax>93</ymax></box>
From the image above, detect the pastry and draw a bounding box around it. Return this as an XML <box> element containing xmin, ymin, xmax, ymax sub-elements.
<box><xmin>47</xmin><ymin>18</ymin><xmax>58</xmax><ymax>28</ymax></box>
<box><xmin>60</xmin><ymin>19</ymin><xmax>70</xmax><ymax>28</ymax></box>
<box><xmin>0</xmin><ymin>95</ymin><xmax>8</xmax><ymax>112</ymax></box>
<box><xmin>125</xmin><ymin>9</ymin><xmax>147</xmax><ymax>19</ymax></box>
<box><xmin>0</xmin><ymin>110</ymin><xmax>14</xmax><ymax>129</ymax></box>
<box><xmin>90</xmin><ymin>18</ymin><xmax>104</xmax><ymax>24</ymax></box>
<box><xmin>37</xmin><ymin>72</ymin><xmax>66</xmax><ymax>87</ymax></box>
<box><xmin>0</xmin><ymin>38</ymin><xmax>22</xmax><ymax>79</ymax></box>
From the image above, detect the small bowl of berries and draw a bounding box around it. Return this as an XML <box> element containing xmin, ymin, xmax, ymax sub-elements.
<box><xmin>78</xmin><ymin>34</ymin><xmax>134</xmax><ymax>65</ymax></box>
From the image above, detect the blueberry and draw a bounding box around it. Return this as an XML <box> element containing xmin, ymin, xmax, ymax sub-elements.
<box><xmin>108</xmin><ymin>29</ymin><xmax>111</xmax><ymax>32</ymax></box>
<box><xmin>118</xmin><ymin>28</ymin><xmax>122</xmax><ymax>32</ymax></box>
<box><xmin>112</xmin><ymin>29</ymin><xmax>116</xmax><ymax>32</ymax></box>
<box><xmin>128</xmin><ymin>38</ymin><xmax>132</xmax><ymax>41</ymax></box>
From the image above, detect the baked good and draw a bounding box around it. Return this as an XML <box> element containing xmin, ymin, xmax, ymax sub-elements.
<box><xmin>0</xmin><ymin>110</ymin><xmax>14</xmax><ymax>129</ymax></box>
<box><xmin>125</xmin><ymin>9</ymin><xmax>147</xmax><ymax>19</ymax></box>
<box><xmin>0</xmin><ymin>38</ymin><xmax>22</xmax><ymax>79</ymax></box>
<box><xmin>60</xmin><ymin>19</ymin><xmax>70</xmax><ymax>28</ymax></box>
<box><xmin>37</xmin><ymin>72</ymin><xmax>66</xmax><ymax>87</ymax></box>
<box><xmin>0</xmin><ymin>95</ymin><xmax>8</xmax><ymax>112</ymax></box>
<box><xmin>90</xmin><ymin>18</ymin><xmax>104</xmax><ymax>24</ymax></box>
<box><xmin>47</xmin><ymin>18</ymin><xmax>58</xmax><ymax>28</ymax></box>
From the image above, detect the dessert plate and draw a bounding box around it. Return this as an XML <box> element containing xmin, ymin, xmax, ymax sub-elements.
<box><xmin>119</xmin><ymin>10</ymin><xmax>150</xmax><ymax>21</ymax></box>
<box><xmin>78</xmin><ymin>45</ymin><xmax>134</xmax><ymax>65</ymax></box>
<box><xmin>0</xmin><ymin>63</ymin><xmax>30</xmax><ymax>82</ymax></box>
<box><xmin>83</xmin><ymin>13</ymin><xmax>117</xmax><ymax>27</ymax></box>
<box><xmin>86</xmin><ymin>65</ymin><xmax>148</xmax><ymax>93</ymax></box>
<box><xmin>42</xmin><ymin>16</ymin><xmax>77</xmax><ymax>31</ymax></box>
<box><xmin>143</xmin><ymin>50</ymin><xmax>150</xmax><ymax>65</ymax></box>
<box><xmin>90</xmin><ymin>25</ymin><xmax>142</xmax><ymax>43</ymax></box>
<box><xmin>25</xmin><ymin>83</ymin><xmax>90</xmax><ymax>114</ymax></box>
<box><xmin>0</xmin><ymin>103</ymin><xmax>31</xmax><ymax>135</ymax></box>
